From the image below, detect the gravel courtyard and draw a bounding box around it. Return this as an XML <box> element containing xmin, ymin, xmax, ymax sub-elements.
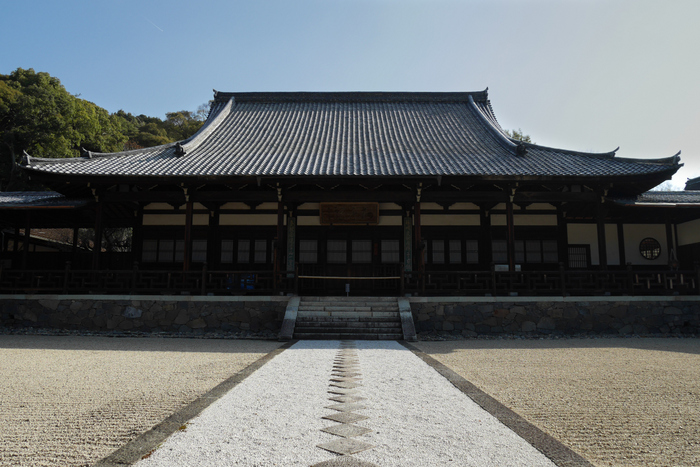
<box><xmin>0</xmin><ymin>335</ymin><xmax>281</xmax><ymax>467</ymax></box>
<box><xmin>416</xmin><ymin>337</ymin><xmax>700</xmax><ymax>467</ymax></box>
<box><xmin>1</xmin><ymin>335</ymin><xmax>698</xmax><ymax>466</ymax></box>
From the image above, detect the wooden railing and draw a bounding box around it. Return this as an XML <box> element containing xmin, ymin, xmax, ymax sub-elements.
<box><xmin>0</xmin><ymin>262</ymin><xmax>295</xmax><ymax>296</ymax></box>
<box><xmin>404</xmin><ymin>264</ymin><xmax>700</xmax><ymax>296</ymax></box>
<box><xmin>0</xmin><ymin>262</ymin><xmax>698</xmax><ymax>296</ymax></box>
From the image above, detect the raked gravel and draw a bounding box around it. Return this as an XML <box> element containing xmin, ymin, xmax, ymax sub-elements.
<box><xmin>0</xmin><ymin>335</ymin><xmax>281</xmax><ymax>467</ymax></box>
<box><xmin>137</xmin><ymin>340</ymin><xmax>555</xmax><ymax>466</ymax></box>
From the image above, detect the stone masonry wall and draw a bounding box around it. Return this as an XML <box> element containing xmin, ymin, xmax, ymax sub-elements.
<box><xmin>411</xmin><ymin>299</ymin><xmax>700</xmax><ymax>336</ymax></box>
<box><xmin>0</xmin><ymin>296</ymin><xmax>288</xmax><ymax>334</ymax></box>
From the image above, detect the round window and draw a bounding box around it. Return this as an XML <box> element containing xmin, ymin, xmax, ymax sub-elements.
<box><xmin>639</xmin><ymin>237</ymin><xmax>661</xmax><ymax>260</ymax></box>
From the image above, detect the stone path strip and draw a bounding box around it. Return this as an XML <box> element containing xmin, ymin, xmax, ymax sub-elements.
<box><xmin>314</xmin><ymin>341</ymin><xmax>378</xmax><ymax>466</ymax></box>
<box><xmin>130</xmin><ymin>340</ymin><xmax>566</xmax><ymax>466</ymax></box>
<box><xmin>95</xmin><ymin>341</ymin><xmax>296</xmax><ymax>466</ymax></box>
<box><xmin>400</xmin><ymin>342</ymin><xmax>593</xmax><ymax>467</ymax></box>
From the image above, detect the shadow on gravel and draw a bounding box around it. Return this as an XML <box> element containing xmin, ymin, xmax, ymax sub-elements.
<box><xmin>0</xmin><ymin>334</ymin><xmax>282</xmax><ymax>353</ymax></box>
<box><xmin>415</xmin><ymin>336</ymin><xmax>700</xmax><ymax>355</ymax></box>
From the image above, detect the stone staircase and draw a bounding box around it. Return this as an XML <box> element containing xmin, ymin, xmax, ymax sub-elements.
<box><xmin>289</xmin><ymin>297</ymin><xmax>405</xmax><ymax>340</ymax></box>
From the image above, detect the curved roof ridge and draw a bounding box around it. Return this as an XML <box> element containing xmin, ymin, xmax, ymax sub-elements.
<box><xmin>23</xmin><ymin>96</ymin><xmax>234</xmax><ymax>168</ymax></box>
<box><xmin>178</xmin><ymin>97</ymin><xmax>233</xmax><ymax>155</ymax></box>
<box><xmin>466</xmin><ymin>95</ymin><xmax>517</xmax><ymax>153</ymax></box>
<box><xmin>213</xmin><ymin>90</ymin><xmax>490</xmax><ymax>104</ymax></box>
<box><xmin>519</xmin><ymin>141</ymin><xmax>619</xmax><ymax>159</ymax></box>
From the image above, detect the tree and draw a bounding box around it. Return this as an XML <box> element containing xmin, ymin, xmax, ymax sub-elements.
<box><xmin>0</xmin><ymin>68</ymin><xmax>126</xmax><ymax>190</ymax></box>
<box><xmin>506</xmin><ymin>128</ymin><xmax>533</xmax><ymax>143</ymax></box>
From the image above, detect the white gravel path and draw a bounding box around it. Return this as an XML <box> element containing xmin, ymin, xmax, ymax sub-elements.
<box><xmin>136</xmin><ymin>340</ymin><xmax>555</xmax><ymax>466</ymax></box>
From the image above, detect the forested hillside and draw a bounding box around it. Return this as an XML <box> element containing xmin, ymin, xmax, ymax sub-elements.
<box><xmin>0</xmin><ymin>68</ymin><xmax>208</xmax><ymax>191</ymax></box>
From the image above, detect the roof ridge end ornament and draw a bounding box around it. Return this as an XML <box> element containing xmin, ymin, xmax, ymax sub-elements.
<box><xmin>80</xmin><ymin>147</ymin><xmax>93</xmax><ymax>159</ymax></box>
<box><xmin>20</xmin><ymin>150</ymin><xmax>32</xmax><ymax>166</ymax></box>
<box><xmin>174</xmin><ymin>142</ymin><xmax>186</xmax><ymax>157</ymax></box>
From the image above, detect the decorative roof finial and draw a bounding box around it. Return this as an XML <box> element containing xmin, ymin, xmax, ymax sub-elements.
<box><xmin>80</xmin><ymin>147</ymin><xmax>93</xmax><ymax>159</ymax></box>
<box><xmin>174</xmin><ymin>142</ymin><xmax>186</xmax><ymax>157</ymax></box>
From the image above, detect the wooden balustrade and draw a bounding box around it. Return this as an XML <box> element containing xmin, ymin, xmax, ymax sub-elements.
<box><xmin>0</xmin><ymin>263</ymin><xmax>698</xmax><ymax>296</ymax></box>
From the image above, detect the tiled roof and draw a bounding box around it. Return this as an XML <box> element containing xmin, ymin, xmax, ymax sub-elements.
<box><xmin>612</xmin><ymin>191</ymin><xmax>700</xmax><ymax>206</ymax></box>
<box><xmin>21</xmin><ymin>91</ymin><xmax>681</xmax><ymax>180</ymax></box>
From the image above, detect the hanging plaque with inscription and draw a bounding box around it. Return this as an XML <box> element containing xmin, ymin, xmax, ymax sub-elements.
<box><xmin>320</xmin><ymin>202</ymin><xmax>379</xmax><ymax>225</ymax></box>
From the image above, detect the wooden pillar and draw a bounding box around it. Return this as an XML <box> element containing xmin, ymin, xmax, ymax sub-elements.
<box><xmin>414</xmin><ymin>201</ymin><xmax>423</xmax><ymax>273</ymax></box>
<box><xmin>71</xmin><ymin>226</ymin><xmax>79</xmax><ymax>266</ymax></box>
<box><xmin>557</xmin><ymin>207</ymin><xmax>568</xmax><ymax>267</ymax></box>
<box><xmin>479</xmin><ymin>207</ymin><xmax>492</xmax><ymax>269</ymax></box>
<box><xmin>132</xmin><ymin>208</ymin><xmax>144</xmax><ymax>266</ymax></box>
<box><xmin>22</xmin><ymin>212</ymin><xmax>31</xmax><ymax>270</ymax></box>
<box><xmin>403</xmin><ymin>215</ymin><xmax>412</xmax><ymax>272</ymax></box>
<box><xmin>274</xmin><ymin>199</ymin><xmax>285</xmax><ymax>289</ymax></box>
<box><xmin>13</xmin><ymin>224</ymin><xmax>21</xmax><ymax>269</ymax></box>
<box><xmin>665</xmin><ymin>218</ymin><xmax>674</xmax><ymax>264</ymax></box>
<box><xmin>506</xmin><ymin>200</ymin><xmax>515</xmax><ymax>272</ymax></box>
<box><xmin>617</xmin><ymin>223</ymin><xmax>626</xmax><ymax>266</ymax></box>
<box><xmin>286</xmin><ymin>212</ymin><xmax>296</xmax><ymax>277</ymax></box>
<box><xmin>183</xmin><ymin>201</ymin><xmax>193</xmax><ymax>271</ymax></box>
<box><xmin>207</xmin><ymin>208</ymin><xmax>220</xmax><ymax>268</ymax></box>
<box><xmin>596</xmin><ymin>203</ymin><xmax>607</xmax><ymax>270</ymax></box>
<box><xmin>92</xmin><ymin>202</ymin><xmax>103</xmax><ymax>270</ymax></box>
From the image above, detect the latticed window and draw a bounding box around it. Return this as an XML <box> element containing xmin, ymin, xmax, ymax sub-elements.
<box><xmin>327</xmin><ymin>240</ymin><xmax>347</xmax><ymax>263</ymax></box>
<box><xmin>568</xmin><ymin>245</ymin><xmax>588</xmax><ymax>268</ymax></box>
<box><xmin>526</xmin><ymin>240</ymin><xmax>542</xmax><ymax>264</ymax></box>
<box><xmin>237</xmin><ymin>240</ymin><xmax>250</xmax><ymax>263</ymax></box>
<box><xmin>192</xmin><ymin>240</ymin><xmax>207</xmax><ymax>262</ymax></box>
<box><xmin>492</xmin><ymin>239</ymin><xmax>507</xmax><ymax>263</ymax></box>
<box><xmin>465</xmin><ymin>240</ymin><xmax>479</xmax><ymax>264</ymax></box>
<box><xmin>221</xmin><ymin>240</ymin><xmax>234</xmax><ymax>263</ymax></box>
<box><xmin>432</xmin><ymin>240</ymin><xmax>445</xmax><ymax>264</ymax></box>
<box><xmin>253</xmin><ymin>240</ymin><xmax>267</xmax><ymax>263</ymax></box>
<box><xmin>159</xmin><ymin>240</ymin><xmax>175</xmax><ymax>262</ymax></box>
<box><xmin>174</xmin><ymin>240</ymin><xmax>185</xmax><ymax>262</ymax></box>
<box><xmin>543</xmin><ymin>240</ymin><xmax>558</xmax><ymax>263</ymax></box>
<box><xmin>352</xmin><ymin>240</ymin><xmax>372</xmax><ymax>263</ymax></box>
<box><xmin>381</xmin><ymin>240</ymin><xmax>400</xmax><ymax>263</ymax></box>
<box><xmin>449</xmin><ymin>240</ymin><xmax>462</xmax><ymax>264</ymax></box>
<box><xmin>299</xmin><ymin>240</ymin><xmax>317</xmax><ymax>263</ymax></box>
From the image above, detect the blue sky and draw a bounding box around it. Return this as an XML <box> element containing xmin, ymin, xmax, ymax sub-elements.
<box><xmin>2</xmin><ymin>0</ymin><xmax>699</xmax><ymax>187</ymax></box>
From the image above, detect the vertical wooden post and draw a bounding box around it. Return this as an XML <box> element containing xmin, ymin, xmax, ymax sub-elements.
<box><xmin>556</xmin><ymin>207</ymin><xmax>568</xmax><ymax>267</ymax></box>
<box><xmin>92</xmin><ymin>202</ymin><xmax>103</xmax><ymax>270</ymax></box>
<box><xmin>183</xmin><ymin>201</ymin><xmax>193</xmax><ymax>272</ymax></box>
<box><xmin>132</xmin><ymin>207</ymin><xmax>144</xmax><ymax>268</ymax></box>
<box><xmin>274</xmin><ymin>198</ymin><xmax>285</xmax><ymax>291</ymax></box>
<box><xmin>506</xmin><ymin>200</ymin><xmax>515</xmax><ymax>272</ymax></box>
<box><xmin>71</xmin><ymin>226</ymin><xmax>79</xmax><ymax>266</ymax></box>
<box><xmin>617</xmin><ymin>223</ymin><xmax>626</xmax><ymax>267</ymax></box>
<box><xmin>596</xmin><ymin>203</ymin><xmax>607</xmax><ymax>270</ymax></box>
<box><xmin>22</xmin><ymin>212</ymin><xmax>30</xmax><ymax>270</ymax></box>
<box><xmin>13</xmin><ymin>225</ymin><xmax>20</xmax><ymax>269</ymax></box>
<box><xmin>479</xmin><ymin>207</ymin><xmax>492</xmax><ymax>270</ymax></box>
<box><xmin>665</xmin><ymin>218</ymin><xmax>674</xmax><ymax>264</ymax></box>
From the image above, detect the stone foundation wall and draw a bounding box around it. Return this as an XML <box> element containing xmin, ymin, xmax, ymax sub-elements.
<box><xmin>0</xmin><ymin>295</ymin><xmax>289</xmax><ymax>334</ymax></box>
<box><xmin>410</xmin><ymin>298</ymin><xmax>700</xmax><ymax>336</ymax></box>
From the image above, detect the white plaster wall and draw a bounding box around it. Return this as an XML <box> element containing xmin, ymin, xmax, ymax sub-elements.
<box><xmin>220</xmin><ymin>202</ymin><xmax>251</xmax><ymax>210</ymax></box>
<box><xmin>298</xmin><ymin>203</ymin><xmax>319</xmax><ymax>210</ymax></box>
<box><xmin>378</xmin><ymin>216</ymin><xmax>402</xmax><ymax>226</ymax></box>
<box><xmin>144</xmin><ymin>203</ymin><xmax>175</xmax><ymax>210</ymax></box>
<box><xmin>490</xmin><ymin>214</ymin><xmax>556</xmax><ymax>226</ymax></box>
<box><xmin>379</xmin><ymin>202</ymin><xmax>402</xmax><ymax>210</ymax></box>
<box><xmin>606</xmin><ymin>224</ymin><xmax>620</xmax><ymax>266</ymax></box>
<box><xmin>297</xmin><ymin>216</ymin><xmax>321</xmax><ymax>226</ymax></box>
<box><xmin>449</xmin><ymin>202</ymin><xmax>479</xmax><ymax>210</ymax></box>
<box><xmin>568</xmin><ymin>224</ymin><xmax>599</xmax><ymax>265</ymax></box>
<box><xmin>623</xmin><ymin>224</ymin><xmax>668</xmax><ymax>265</ymax></box>
<box><xmin>677</xmin><ymin>219</ymin><xmax>700</xmax><ymax>246</ymax></box>
<box><xmin>422</xmin><ymin>214</ymin><xmax>480</xmax><ymax>226</ymax></box>
<box><xmin>525</xmin><ymin>203</ymin><xmax>556</xmax><ymax>211</ymax></box>
<box><xmin>219</xmin><ymin>214</ymin><xmax>280</xmax><ymax>226</ymax></box>
<box><xmin>143</xmin><ymin>214</ymin><xmax>185</xmax><ymax>226</ymax></box>
<box><xmin>566</xmin><ymin>224</ymin><xmax>624</xmax><ymax>266</ymax></box>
